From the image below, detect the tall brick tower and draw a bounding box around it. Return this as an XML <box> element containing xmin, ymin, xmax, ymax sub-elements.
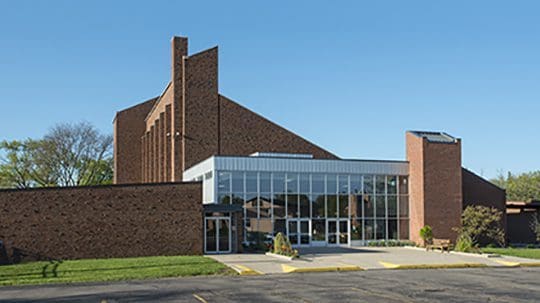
<box><xmin>406</xmin><ymin>131</ymin><xmax>463</xmax><ymax>243</ymax></box>
<box><xmin>113</xmin><ymin>36</ymin><xmax>336</xmax><ymax>185</ymax></box>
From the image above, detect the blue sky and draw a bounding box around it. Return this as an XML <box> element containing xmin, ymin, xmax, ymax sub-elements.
<box><xmin>1</xmin><ymin>1</ymin><xmax>539</xmax><ymax>179</ymax></box>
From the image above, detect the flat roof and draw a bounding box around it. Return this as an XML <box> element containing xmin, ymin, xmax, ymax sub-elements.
<box><xmin>184</xmin><ymin>155</ymin><xmax>409</xmax><ymax>179</ymax></box>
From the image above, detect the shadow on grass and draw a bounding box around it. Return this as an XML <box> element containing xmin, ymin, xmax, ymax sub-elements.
<box><xmin>0</xmin><ymin>259</ymin><xmax>222</xmax><ymax>284</ymax></box>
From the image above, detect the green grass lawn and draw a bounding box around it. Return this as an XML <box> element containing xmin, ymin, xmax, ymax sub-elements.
<box><xmin>0</xmin><ymin>255</ymin><xmax>234</xmax><ymax>286</ymax></box>
<box><xmin>481</xmin><ymin>248</ymin><xmax>540</xmax><ymax>259</ymax></box>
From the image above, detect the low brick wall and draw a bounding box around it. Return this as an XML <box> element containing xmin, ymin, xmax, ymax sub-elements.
<box><xmin>0</xmin><ymin>182</ymin><xmax>202</xmax><ymax>263</ymax></box>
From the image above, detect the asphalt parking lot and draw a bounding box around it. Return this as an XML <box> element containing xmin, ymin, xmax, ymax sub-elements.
<box><xmin>1</xmin><ymin>267</ymin><xmax>539</xmax><ymax>303</ymax></box>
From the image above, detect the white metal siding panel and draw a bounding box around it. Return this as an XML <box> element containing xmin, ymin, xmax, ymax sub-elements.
<box><xmin>213</xmin><ymin>157</ymin><xmax>408</xmax><ymax>175</ymax></box>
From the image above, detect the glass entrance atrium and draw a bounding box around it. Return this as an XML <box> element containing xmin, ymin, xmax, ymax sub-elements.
<box><xmin>184</xmin><ymin>155</ymin><xmax>410</xmax><ymax>247</ymax></box>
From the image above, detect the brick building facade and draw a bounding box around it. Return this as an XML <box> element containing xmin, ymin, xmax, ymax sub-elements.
<box><xmin>0</xmin><ymin>36</ymin><xmax>511</xmax><ymax>262</ymax></box>
<box><xmin>0</xmin><ymin>182</ymin><xmax>202</xmax><ymax>263</ymax></box>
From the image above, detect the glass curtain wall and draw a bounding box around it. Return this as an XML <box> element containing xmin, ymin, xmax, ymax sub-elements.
<box><xmin>216</xmin><ymin>171</ymin><xmax>409</xmax><ymax>245</ymax></box>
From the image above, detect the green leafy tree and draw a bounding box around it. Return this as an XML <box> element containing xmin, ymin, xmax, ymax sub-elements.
<box><xmin>491</xmin><ymin>171</ymin><xmax>540</xmax><ymax>202</ymax></box>
<box><xmin>0</xmin><ymin>122</ymin><xmax>113</xmax><ymax>188</ymax></box>
<box><xmin>455</xmin><ymin>205</ymin><xmax>505</xmax><ymax>250</ymax></box>
<box><xmin>419</xmin><ymin>225</ymin><xmax>433</xmax><ymax>246</ymax></box>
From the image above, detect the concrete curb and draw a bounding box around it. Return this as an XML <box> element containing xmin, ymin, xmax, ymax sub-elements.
<box><xmin>229</xmin><ymin>264</ymin><xmax>263</xmax><ymax>275</ymax></box>
<box><xmin>494</xmin><ymin>260</ymin><xmax>540</xmax><ymax>267</ymax></box>
<box><xmin>449</xmin><ymin>251</ymin><xmax>501</xmax><ymax>258</ymax></box>
<box><xmin>378</xmin><ymin>261</ymin><xmax>488</xmax><ymax>270</ymax></box>
<box><xmin>281</xmin><ymin>264</ymin><xmax>363</xmax><ymax>273</ymax></box>
<box><xmin>265</xmin><ymin>252</ymin><xmax>295</xmax><ymax>261</ymax></box>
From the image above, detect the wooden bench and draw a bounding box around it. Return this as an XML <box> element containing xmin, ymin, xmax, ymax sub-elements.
<box><xmin>426</xmin><ymin>239</ymin><xmax>451</xmax><ymax>253</ymax></box>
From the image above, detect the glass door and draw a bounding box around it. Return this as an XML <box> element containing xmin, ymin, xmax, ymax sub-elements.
<box><xmin>287</xmin><ymin>219</ymin><xmax>311</xmax><ymax>246</ymax></box>
<box><xmin>327</xmin><ymin>219</ymin><xmax>349</xmax><ymax>246</ymax></box>
<box><xmin>205</xmin><ymin>217</ymin><xmax>231</xmax><ymax>253</ymax></box>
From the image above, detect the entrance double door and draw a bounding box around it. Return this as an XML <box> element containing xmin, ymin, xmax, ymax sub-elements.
<box><xmin>205</xmin><ymin>217</ymin><xmax>231</xmax><ymax>254</ymax></box>
<box><xmin>287</xmin><ymin>219</ymin><xmax>310</xmax><ymax>246</ymax></box>
<box><xmin>327</xmin><ymin>219</ymin><xmax>349</xmax><ymax>245</ymax></box>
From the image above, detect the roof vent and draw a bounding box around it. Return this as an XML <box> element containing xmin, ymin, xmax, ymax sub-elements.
<box><xmin>410</xmin><ymin>131</ymin><xmax>458</xmax><ymax>143</ymax></box>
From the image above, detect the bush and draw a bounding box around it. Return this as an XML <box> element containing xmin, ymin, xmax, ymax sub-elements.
<box><xmin>455</xmin><ymin>234</ymin><xmax>476</xmax><ymax>252</ymax></box>
<box><xmin>454</xmin><ymin>205</ymin><xmax>505</xmax><ymax>250</ymax></box>
<box><xmin>272</xmin><ymin>233</ymin><xmax>298</xmax><ymax>258</ymax></box>
<box><xmin>419</xmin><ymin>225</ymin><xmax>433</xmax><ymax>246</ymax></box>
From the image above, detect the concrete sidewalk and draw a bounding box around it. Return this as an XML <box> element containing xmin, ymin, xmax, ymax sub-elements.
<box><xmin>209</xmin><ymin>246</ymin><xmax>540</xmax><ymax>274</ymax></box>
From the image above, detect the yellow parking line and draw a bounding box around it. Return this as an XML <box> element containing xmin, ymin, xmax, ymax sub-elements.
<box><xmin>281</xmin><ymin>264</ymin><xmax>363</xmax><ymax>273</ymax></box>
<box><xmin>193</xmin><ymin>293</ymin><xmax>208</xmax><ymax>303</ymax></box>
<box><xmin>230</xmin><ymin>264</ymin><xmax>263</xmax><ymax>275</ymax></box>
<box><xmin>495</xmin><ymin>260</ymin><xmax>540</xmax><ymax>267</ymax></box>
<box><xmin>378</xmin><ymin>261</ymin><xmax>487</xmax><ymax>270</ymax></box>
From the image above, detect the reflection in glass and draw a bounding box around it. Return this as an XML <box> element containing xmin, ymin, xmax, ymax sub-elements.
<box><xmin>274</xmin><ymin>219</ymin><xmax>286</xmax><ymax>235</ymax></box>
<box><xmin>259</xmin><ymin>194</ymin><xmax>271</xmax><ymax>218</ymax></box>
<box><xmin>299</xmin><ymin>174</ymin><xmax>310</xmax><ymax>193</ymax></box>
<box><xmin>363</xmin><ymin>175</ymin><xmax>374</xmax><ymax>194</ymax></box>
<box><xmin>338</xmin><ymin>195</ymin><xmax>349</xmax><ymax>218</ymax></box>
<box><xmin>326</xmin><ymin>174</ymin><xmax>337</xmax><ymax>194</ymax></box>
<box><xmin>399</xmin><ymin>195</ymin><xmax>409</xmax><ymax>218</ymax></box>
<box><xmin>286</xmin><ymin>173</ymin><xmax>298</xmax><ymax>193</ymax></box>
<box><xmin>273</xmin><ymin>173</ymin><xmax>285</xmax><ymax>193</ymax></box>
<box><xmin>388</xmin><ymin>219</ymin><xmax>398</xmax><ymax>240</ymax></box>
<box><xmin>274</xmin><ymin>194</ymin><xmax>286</xmax><ymax>218</ymax></box>
<box><xmin>245</xmin><ymin>193</ymin><xmax>257</xmax><ymax>218</ymax></box>
<box><xmin>387</xmin><ymin>176</ymin><xmax>397</xmax><ymax>194</ymax></box>
<box><xmin>299</xmin><ymin>194</ymin><xmax>310</xmax><ymax>218</ymax></box>
<box><xmin>217</xmin><ymin>171</ymin><xmax>231</xmax><ymax>194</ymax></box>
<box><xmin>287</xmin><ymin>194</ymin><xmax>299</xmax><ymax>218</ymax></box>
<box><xmin>375</xmin><ymin>195</ymin><xmax>386</xmax><ymax>218</ymax></box>
<box><xmin>260</xmin><ymin>172</ymin><xmax>271</xmax><ymax>193</ymax></box>
<box><xmin>327</xmin><ymin>195</ymin><xmax>338</xmax><ymax>218</ymax></box>
<box><xmin>376</xmin><ymin>219</ymin><xmax>386</xmax><ymax>240</ymax></box>
<box><xmin>363</xmin><ymin>195</ymin><xmax>374</xmax><ymax>217</ymax></box>
<box><xmin>350</xmin><ymin>195</ymin><xmax>362</xmax><ymax>218</ymax></box>
<box><xmin>312</xmin><ymin>174</ymin><xmax>325</xmax><ymax>193</ymax></box>
<box><xmin>376</xmin><ymin>175</ymin><xmax>386</xmax><ymax>194</ymax></box>
<box><xmin>387</xmin><ymin>195</ymin><xmax>397</xmax><ymax>217</ymax></box>
<box><xmin>312</xmin><ymin>219</ymin><xmax>326</xmax><ymax>241</ymax></box>
<box><xmin>338</xmin><ymin>175</ymin><xmax>349</xmax><ymax>194</ymax></box>
<box><xmin>399</xmin><ymin>176</ymin><xmax>408</xmax><ymax>194</ymax></box>
<box><xmin>350</xmin><ymin>175</ymin><xmax>362</xmax><ymax>194</ymax></box>
<box><xmin>246</xmin><ymin>172</ymin><xmax>257</xmax><ymax>192</ymax></box>
<box><xmin>232</xmin><ymin>172</ymin><xmax>244</xmax><ymax>192</ymax></box>
<box><xmin>365</xmin><ymin>219</ymin><xmax>375</xmax><ymax>240</ymax></box>
<box><xmin>231</xmin><ymin>192</ymin><xmax>244</xmax><ymax>206</ymax></box>
<box><xmin>312</xmin><ymin>194</ymin><xmax>325</xmax><ymax>218</ymax></box>
<box><xmin>351</xmin><ymin>218</ymin><xmax>362</xmax><ymax>240</ymax></box>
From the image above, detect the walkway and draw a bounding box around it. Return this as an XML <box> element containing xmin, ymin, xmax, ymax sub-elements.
<box><xmin>209</xmin><ymin>246</ymin><xmax>540</xmax><ymax>274</ymax></box>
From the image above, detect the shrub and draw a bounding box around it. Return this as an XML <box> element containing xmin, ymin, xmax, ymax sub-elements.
<box><xmin>455</xmin><ymin>233</ymin><xmax>475</xmax><ymax>252</ymax></box>
<box><xmin>455</xmin><ymin>205</ymin><xmax>505</xmax><ymax>249</ymax></box>
<box><xmin>419</xmin><ymin>225</ymin><xmax>433</xmax><ymax>246</ymax></box>
<box><xmin>272</xmin><ymin>232</ymin><xmax>298</xmax><ymax>258</ymax></box>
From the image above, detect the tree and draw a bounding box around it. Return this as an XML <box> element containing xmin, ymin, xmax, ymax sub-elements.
<box><xmin>455</xmin><ymin>205</ymin><xmax>505</xmax><ymax>250</ymax></box>
<box><xmin>0</xmin><ymin>122</ymin><xmax>113</xmax><ymax>188</ymax></box>
<box><xmin>419</xmin><ymin>225</ymin><xmax>433</xmax><ymax>246</ymax></box>
<box><xmin>491</xmin><ymin>171</ymin><xmax>540</xmax><ymax>202</ymax></box>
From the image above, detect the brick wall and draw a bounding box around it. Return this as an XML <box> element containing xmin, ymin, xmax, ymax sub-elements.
<box><xmin>0</xmin><ymin>182</ymin><xmax>202</xmax><ymax>263</ymax></box>
<box><xmin>507</xmin><ymin>211</ymin><xmax>537</xmax><ymax>244</ymax></box>
<box><xmin>406</xmin><ymin>132</ymin><xmax>462</xmax><ymax>243</ymax></box>
<box><xmin>183</xmin><ymin>47</ymin><xmax>220</xmax><ymax>171</ymax></box>
<box><xmin>462</xmin><ymin>168</ymin><xmax>507</xmax><ymax>236</ymax></box>
<box><xmin>219</xmin><ymin>95</ymin><xmax>337</xmax><ymax>159</ymax></box>
<box><xmin>114</xmin><ymin>98</ymin><xmax>157</xmax><ymax>184</ymax></box>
